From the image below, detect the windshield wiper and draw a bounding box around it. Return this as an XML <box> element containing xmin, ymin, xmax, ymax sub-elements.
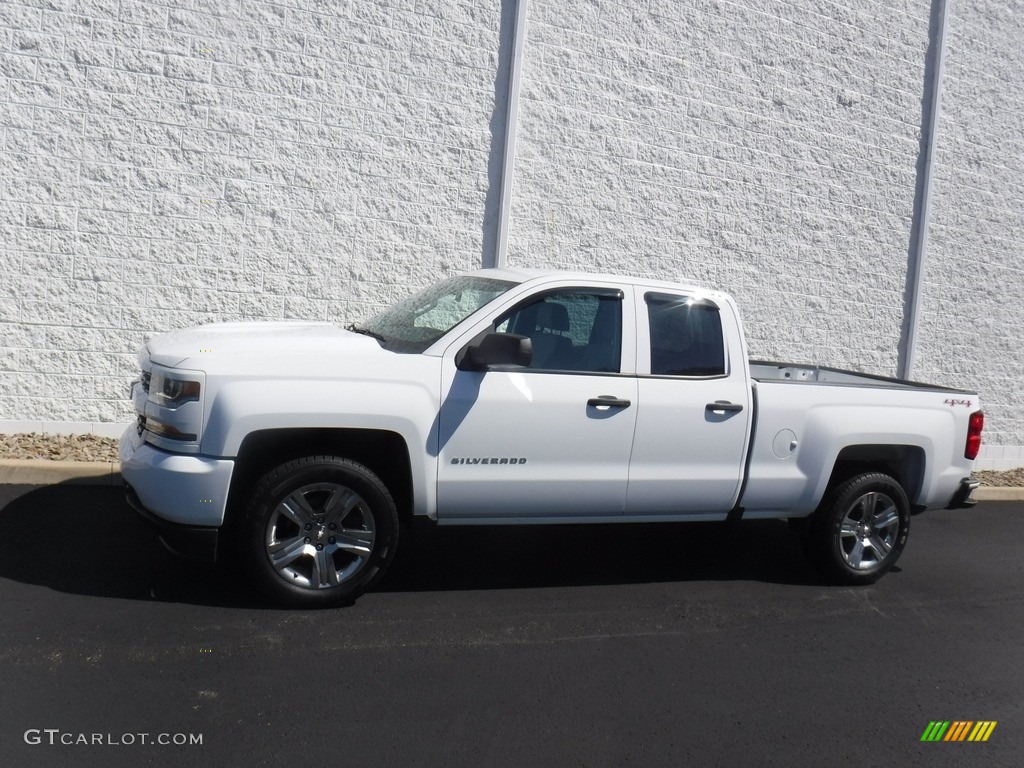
<box><xmin>345</xmin><ymin>323</ymin><xmax>386</xmax><ymax>343</ymax></box>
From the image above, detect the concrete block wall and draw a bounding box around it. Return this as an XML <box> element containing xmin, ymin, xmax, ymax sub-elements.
<box><xmin>0</xmin><ymin>0</ymin><xmax>1021</xmax><ymax>468</ymax></box>
<box><xmin>1</xmin><ymin>0</ymin><xmax>502</xmax><ymax>426</ymax></box>
<box><xmin>507</xmin><ymin>0</ymin><xmax>1021</xmax><ymax>467</ymax></box>
<box><xmin>509</xmin><ymin>0</ymin><xmax>930</xmax><ymax>376</ymax></box>
<box><xmin>913</xmin><ymin>0</ymin><xmax>1024</xmax><ymax>470</ymax></box>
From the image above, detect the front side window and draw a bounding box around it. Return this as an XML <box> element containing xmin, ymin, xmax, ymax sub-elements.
<box><xmin>357</xmin><ymin>276</ymin><xmax>516</xmax><ymax>353</ymax></box>
<box><xmin>646</xmin><ymin>293</ymin><xmax>725</xmax><ymax>376</ymax></box>
<box><xmin>496</xmin><ymin>290</ymin><xmax>622</xmax><ymax>372</ymax></box>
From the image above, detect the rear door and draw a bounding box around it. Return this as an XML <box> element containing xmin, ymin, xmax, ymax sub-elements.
<box><xmin>436</xmin><ymin>285</ymin><xmax>638</xmax><ymax>519</ymax></box>
<box><xmin>625</xmin><ymin>288</ymin><xmax>752</xmax><ymax>516</ymax></box>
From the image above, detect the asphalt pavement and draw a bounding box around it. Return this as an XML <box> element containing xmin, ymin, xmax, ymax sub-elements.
<box><xmin>0</xmin><ymin>484</ymin><xmax>1021</xmax><ymax>767</ymax></box>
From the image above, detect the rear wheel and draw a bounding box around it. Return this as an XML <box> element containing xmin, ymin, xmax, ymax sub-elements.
<box><xmin>804</xmin><ymin>472</ymin><xmax>910</xmax><ymax>585</ymax></box>
<box><xmin>240</xmin><ymin>456</ymin><xmax>398</xmax><ymax>607</ymax></box>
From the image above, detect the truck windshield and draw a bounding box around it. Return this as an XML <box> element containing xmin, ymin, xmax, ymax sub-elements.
<box><xmin>354</xmin><ymin>275</ymin><xmax>517</xmax><ymax>353</ymax></box>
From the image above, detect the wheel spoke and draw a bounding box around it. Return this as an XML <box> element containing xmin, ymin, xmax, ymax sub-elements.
<box><xmin>269</xmin><ymin>535</ymin><xmax>308</xmax><ymax>569</ymax></box>
<box><xmin>323</xmin><ymin>488</ymin><xmax>360</xmax><ymax>527</ymax></box>
<box><xmin>847</xmin><ymin>540</ymin><xmax>865</xmax><ymax>568</ymax></box>
<box><xmin>333</xmin><ymin>528</ymin><xmax>375</xmax><ymax>557</ymax></box>
<box><xmin>840</xmin><ymin>520</ymin><xmax>859</xmax><ymax>536</ymax></box>
<box><xmin>859</xmin><ymin>492</ymin><xmax>877</xmax><ymax>520</ymax></box>
<box><xmin>873</xmin><ymin>505</ymin><xmax>899</xmax><ymax>531</ymax></box>
<box><xmin>868</xmin><ymin>534</ymin><xmax>893</xmax><ymax>559</ymax></box>
<box><xmin>312</xmin><ymin>548</ymin><xmax>340</xmax><ymax>587</ymax></box>
<box><xmin>279</xmin><ymin>492</ymin><xmax>315</xmax><ymax>526</ymax></box>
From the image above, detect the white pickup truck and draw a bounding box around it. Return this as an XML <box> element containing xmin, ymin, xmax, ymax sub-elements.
<box><xmin>120</xmin><ymin>269</ymin><xmax>984</xmax><ymax>606</ymax></box>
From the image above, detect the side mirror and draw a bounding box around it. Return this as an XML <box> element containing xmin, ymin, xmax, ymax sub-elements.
<box><xmin>458</xmin><ymin>332</ymin><xmax>533</xmax><ymax>371</ymax></box>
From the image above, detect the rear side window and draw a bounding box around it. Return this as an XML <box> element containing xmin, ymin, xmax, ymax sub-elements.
<box><xmin>646</xmin><ymin>293</ymin><xmax>726</xmax><ymax>376</ymax></box>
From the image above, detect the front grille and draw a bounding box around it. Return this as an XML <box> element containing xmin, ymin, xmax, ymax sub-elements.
<box><xmin>141</xmin><ymin>370</ymin><xmax>151</xmax><ymax>393</ymax></box>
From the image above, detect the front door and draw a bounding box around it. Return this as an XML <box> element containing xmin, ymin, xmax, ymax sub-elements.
<box><xmin>436</xmin><ymin>287</ymin><xmax>638</xmax><ymax>519</ymax></box>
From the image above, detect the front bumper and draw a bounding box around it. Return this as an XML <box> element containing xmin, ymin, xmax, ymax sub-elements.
<box><xmin>946</xmin><ymin>476</ymin><xmax>980</xmax><ymax>509</ymax></box>
<box><xmin>119</xmin><ymin>425</ymin><xmax>234</xmax><ymax>559</ymax></box>
<box><xmin>125</xmin><ymin>483</ymin><xmax>220</xmax><ymax>561</ymax></box>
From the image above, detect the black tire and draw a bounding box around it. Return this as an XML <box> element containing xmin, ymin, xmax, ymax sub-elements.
<box><xmin>803</xmin><ymin>472</ymin><xmax>910</xmax><ymax>585</ymax></box>
<box><xmin>240</xmin><ymin>456</ymin><xmax>399</xmax><ymax>607</ymax></box>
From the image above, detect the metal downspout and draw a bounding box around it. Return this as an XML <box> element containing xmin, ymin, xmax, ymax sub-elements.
<box><xmin>494</xmin><ymin>0</ymin><xmax>529</xmax><ymax>269</ymax></box>
<box><xmin>901</xmin><ymin>0</ymin><xmax>951</xmax><ymax>380</ymax></box>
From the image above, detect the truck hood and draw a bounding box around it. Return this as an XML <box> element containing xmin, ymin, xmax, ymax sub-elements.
<box><xmin>145</xmin><ymin>321</ymin><xmax>384</xmax><ymax>368</ymax></box>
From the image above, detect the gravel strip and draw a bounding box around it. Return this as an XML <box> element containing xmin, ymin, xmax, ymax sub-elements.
<box><xmin>2</xmin><ymin>433</ymin><xmax>1024</xmax><ymax>487</ymax></box>
<box><xmin>975</xmin><ymin>468</ymin><xmax>1024</xmax><ymax>488</ymax></box>
<box><xmin>2</xmin><ymin>433</ymin><xmax>120</xmax><ymax>463</ymax></box>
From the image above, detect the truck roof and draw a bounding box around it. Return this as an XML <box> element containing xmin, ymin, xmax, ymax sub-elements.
<box><xmin>464</xmin><ymin>267</ymin><xmax>728</xmax><ymax>301</ymax></box>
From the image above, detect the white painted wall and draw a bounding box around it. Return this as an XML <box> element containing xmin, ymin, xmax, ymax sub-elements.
<box><xmin>0</xmin><ymin>0</ymin><xmax>1020</xmax><ymax>468</ymax></box>
<box><xmin>1</xmin><ymin>1</ymin><xmax>504</xmax><ymax>424</ymax></box>
<box><xmin>913</xmin><ymin>0</ymin><xmax>1024</xmax><ymax>470</ymax></box>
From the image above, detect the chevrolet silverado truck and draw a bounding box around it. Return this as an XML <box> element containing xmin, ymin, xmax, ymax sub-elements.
<box><xmin>120</xmin><ymin>269</ymin><xmax>984</xmax><ymax>606</ymax></box>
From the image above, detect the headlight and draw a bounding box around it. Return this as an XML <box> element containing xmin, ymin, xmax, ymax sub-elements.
<box><xmin>149</xmin><ymin>370</ymin><xmax>201</xmax><ymax>408</ymax></box>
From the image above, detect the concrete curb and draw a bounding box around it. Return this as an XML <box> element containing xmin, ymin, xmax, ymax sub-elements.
<box><xmin>0</xmin><ymin>459</ymin><xmax>1021</xmax><ymax>499</ymax></box>
<box><xmin>973</xmin><ymin>487</ymin><xmax>1024</xmax><ymax>502</ymax></box>
<box><xmin>0</xmin><ymin>459</ymin><xmax>121</xmax><ymax>486</ymax></box>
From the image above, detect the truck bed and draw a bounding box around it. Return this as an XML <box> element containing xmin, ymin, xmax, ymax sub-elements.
<box><xmin>749</xmin><ymin>360</ymin><xmax>975</xmax><ymax>394</ymax></box>
<box><xmin>741</xmin><ymin>362</ymin><xmax>978</xmax><ymax>517</ymax></box>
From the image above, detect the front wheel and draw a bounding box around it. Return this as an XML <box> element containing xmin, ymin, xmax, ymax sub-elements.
<box><xmin>803</xmin><ymin>472</ymin><xmax>910</xmax><ymax>585</ymax></box>
<box><xmin>240</xmin><ymin>456</ymin><xmax>399</xmax><ymax>607</ymax></box>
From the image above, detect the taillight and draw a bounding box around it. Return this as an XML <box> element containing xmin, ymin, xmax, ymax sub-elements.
<box><xmin>965</xmin><ymin>411</ymin><xmax>984</xmax><ymax>460</ymax></box>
